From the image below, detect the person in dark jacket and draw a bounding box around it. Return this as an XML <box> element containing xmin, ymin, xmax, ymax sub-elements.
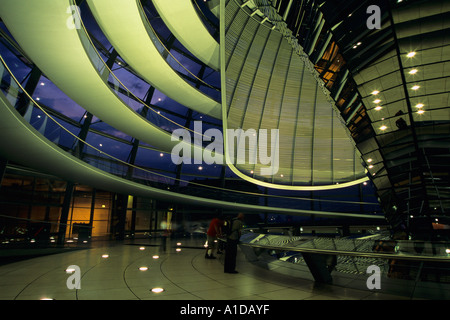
<box><xmin>224</xmin><ymin>213</ymin><xmax>244</xmax><ymax>273</ymax></box>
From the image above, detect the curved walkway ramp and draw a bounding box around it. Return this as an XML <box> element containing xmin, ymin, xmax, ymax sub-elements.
<box><xmin>0</xmin><ymin>238</ymin><xmax>414</xmax><ymax>301</ymax></box>
<box><xmin>0</xmin><ymin>0</ymin><xmax>199</xmax><ymax>153</ymax></box>
<box><xmin>220</xmin><ymin>0</ymin><xmax>368</xmax><ymax>190</ymax></box>
<box><xmin>87</xmin><ymin>0</ymin><xmax>221</xmax><ymax>119</ymax></box>
<box><xmin>152</xmin><ymin>0</ymin><xmax>220</xmax><ymax>71</ymax></box>
<box><xmin>0</xmin><ymin>87</ymin><xmax>382</xmax><ymax>220</ymax></box>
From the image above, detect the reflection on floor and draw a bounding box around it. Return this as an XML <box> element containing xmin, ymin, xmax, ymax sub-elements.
<box><xmin>0</xmin><ymin>237</ymin><xmax>429</xmax><ymax>300</ymax></box>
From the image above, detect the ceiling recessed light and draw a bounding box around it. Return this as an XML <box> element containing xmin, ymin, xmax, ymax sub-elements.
<box><xmin>407</xmin><ymin>52</ymin><xmax>416</xmax><ymax>58</ymax></box>
<box><xmin>368</xmin><ymin>165</ymin><xmax>374</xmax><ymax>169</ymax></box>
<box><xmin>139</xmin><ymin>247</ymin><xmax>145</xmax><ymax>251</ymax></box>
<box><xmin>371</xmin><ymin>90</ymin><xmax>380</xmax><ymax>95</ymax></box>
<box><xmin>152</xmin><ymin>255</ymin><xmax>159</xmax><ymax>259</ymax></box>
<box><xmin>380</xmin><ymin>125</ymin><xmax>387</xmax><ymax>131</ymax></box>
<box><xmin>409</xmin><ymin>69</ymin><xmax>418</xmax><ymax>75</ymax></box>
<box><xmin>151</xmin><ymin>288</ymin><xmax>164</xmax><ymax>293</ymax></box>
<box><xmin>367</xmin><ymin>158</ymin><xmax>373</xmax><ymax>163</ymax></box>
<box><xmin>374</xmin><ymin>99</ymin><xmax>381</xmax><ymax>104</ymax></box>
<box><xmin>415</xmin><ymin>103</ymin><xmax>424</xmax><ymax>108</ymax></box>
<box><xmin>375</xmin><ymin>106</ymin><xmax>382</xmax><ymax>111</ymax></box>
<box><xmin>139</xmin><ymin>267</ymin><xmax>148</xmax><ymax>271</ymax></box>
<box><xmin>417</xmin><ymin>110</ymin><xmax>425</xmax><ymax>114</ymax></box>
<box><xmin>411</xmin><ymin>85</ymin><xmax>420</xmax><ymax>90</ymax></box>
<box><xmin>102</xmin><ymin>254</ymin><xmax>109</xmax><ymax>258</ymax></box>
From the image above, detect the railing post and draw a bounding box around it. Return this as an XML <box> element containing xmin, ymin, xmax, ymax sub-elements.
<box><xmin>302</xmin><ymin>253</ymin><xmax>336</xmax><ymax>284</ymax></box>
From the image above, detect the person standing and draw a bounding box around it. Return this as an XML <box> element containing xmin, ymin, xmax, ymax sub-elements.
<box><xmin>205</xmin><ymin>216</ymin><xmax>224</xmax><ymax>259</ymax></box>
<box><xmin>224</xmin><ymin>213</ymin><xmax>244</xmax><ymax>273</ymax></box>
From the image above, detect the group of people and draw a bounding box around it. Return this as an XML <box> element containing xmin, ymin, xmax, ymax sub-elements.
<box><xmin>205</xmin><ymin>212</ymin><xmax>244</xmax><ymax>274</ymax></box>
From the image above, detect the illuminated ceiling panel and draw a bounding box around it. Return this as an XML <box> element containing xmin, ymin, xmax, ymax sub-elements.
<box><xmin>221</xmin><ymin>0</ymin><xmax>368</xmax><ymax>190</ymax></box>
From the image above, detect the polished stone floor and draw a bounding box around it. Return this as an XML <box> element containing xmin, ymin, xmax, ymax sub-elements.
<box><xmin>0</xmin><ymin>237</ymin><xmax>437</xmax><ymax>300</ymax></box>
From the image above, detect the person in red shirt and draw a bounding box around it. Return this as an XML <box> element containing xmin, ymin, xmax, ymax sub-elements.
<box><xmin>205</xmin><ymin>216</ymin><xmax>224</xmax><ymax>259</ymax></box>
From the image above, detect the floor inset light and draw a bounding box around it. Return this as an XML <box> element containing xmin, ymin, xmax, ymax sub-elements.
<box><xmin>409</xmin><ymin>69</ymin><xmax>418</xmax><ymax>75</ymax></box>
<box><xmin>152</xmin><ymin>255</ymin><xmax>160</xmax><ymax>259</ymax></box>
<box><xmin>373</xmin><ymin>99</ymin><xmax>381</xmax><ymax>104</ymax></box>
<box><xmin>411</xmin><ymin>85</ymin><xmax>420</xmax><ymax>90</ymax></box>
<box><xmin>415</xmin><ymin>103</ymin><xmax>424</xmax><ymax>108</ymax></box>
<box><xmin>139</xmin><ymin>267</ymin><xmax>148</xmax><ymax>271</ymax></box>
<box><xmin>139</xmin><ymin>247</ymin><xmax>145</xmax><ymax>251</ymax></box>
<box><xmin>375</xmin><ymin>106</ymin><xmax>382</xmax><ymax>111</ymax></box>
<box><xmin>176</xmin><ymin>248</ymin><xmax>181</xmax><ymax>252</ymax></box>
<box><xmin>102</xmin><ymin>254</ymin><xmax>109</xmax><ymax>258</ymax></box>
<box><xmin>417</xmin><ymin>110</ymin><xmax>425</xmax><ymax>114</ymax></box>
<box><xmin>368</xmin><ymin>165</ymin><xmax>374</xmax><ymax>169</ymax></box>
<box><xmin>371</xmin><ymin>90</ymin><xmax>380</xmax><ymax>95</ymax></box>
<box><xmin>407</xmin><ymin>52</ymin><xmax>416</xmax><ymax>58</ymax></box>
<box><xmin>367</xmin><ymin>158</ymin><xmax>373</xmax><ymax>163</ymax></box>
<box><xmin>380</xmin><ymin>125</ymin><xmax>387</xmax><ymax>131</ymax></box>
<box><xmin>151</xmin><ymin>288</ymin><xmax>164</xmax><ymax>293</ymax></box>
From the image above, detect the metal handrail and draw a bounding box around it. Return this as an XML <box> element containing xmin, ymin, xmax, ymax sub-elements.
<box><xmin>239</xmin><ymin>233</ymin><xmax>450</xmax><ymax>263</ymax></box>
